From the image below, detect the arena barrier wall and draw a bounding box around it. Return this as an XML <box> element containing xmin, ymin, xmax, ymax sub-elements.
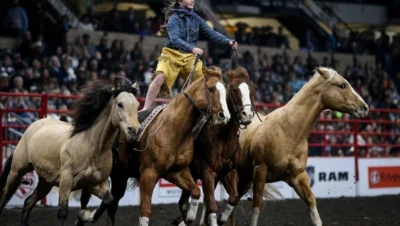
<box><xmin>0</xmin><ymin>92</ymin><xmax>399</xmax><ymax>207</ymax></box>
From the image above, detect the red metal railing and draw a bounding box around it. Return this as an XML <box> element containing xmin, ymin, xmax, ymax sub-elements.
<box><xmin>1</xmin><ymin>92</ymin><xmax>400</xmax><ymax>183</ymax></box>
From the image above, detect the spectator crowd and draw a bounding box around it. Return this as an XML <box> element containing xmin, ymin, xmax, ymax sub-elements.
<box><xmin>0</xmin><ymin>0</ymin><xmax>399</xmax><ymax>157</ymax></box>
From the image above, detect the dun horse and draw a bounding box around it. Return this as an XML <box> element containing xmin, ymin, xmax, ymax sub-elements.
<box><xmin>77</xmin><ymin>66</ymin><xmax>231</xmax><ymax>226</ymax></box>
<box><xmin>227</xmin><ymin>67</ymin><xmax>369</xmax><ymax>226</ymax></box>
<box><xmin>0</xmin><ymin>77</ymin><xmax>141</xmax><ymax>226</ymax></box>
<box><xmin>174</xmin><ymin>63</ymin><xmax>256</xmax><ymax>226</ymax></box>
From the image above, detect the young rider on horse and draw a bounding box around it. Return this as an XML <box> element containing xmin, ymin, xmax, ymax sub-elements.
<box><xmin>142</xmin><ymin>0</ymin><xmax>238</xmax><ymax>110</ymax></box>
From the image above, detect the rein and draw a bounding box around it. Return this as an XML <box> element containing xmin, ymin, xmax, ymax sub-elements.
<box><xmin>230</xmin><ymin>47</ymin><xmax>263</xmax><ymax>126</ymax></box>
<box><xmin>133</xmin><ymin>54</ymin><xmax>211</xmax><ymax>151</ymax></box>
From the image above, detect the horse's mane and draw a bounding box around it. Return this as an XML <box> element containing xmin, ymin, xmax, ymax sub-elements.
<box><xmin>70</xmin><ymin>77</ymin><xmax>137</xmax><ymax>137</ymax></box>
<box><xmin>226</xmin><ymin>66</ymin><xmax>250</xmax><ymax>80</ymax></box>
<box><xmin>205</xmin><ymin>65</ymin><xmax>223</xmax><ymax>78</ymax></box>
<box><xmin>311</xmin><ymin>66</ymin><xmax>336</xmax><ymax>80</ymax></box>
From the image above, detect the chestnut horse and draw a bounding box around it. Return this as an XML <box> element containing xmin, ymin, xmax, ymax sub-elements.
<box><xmin>76</xmin><ymin>66</ymin><xmax>231</xmax><ymax>226</ymax></box>
<box><xmin>227</xmin><ymin>67</ymin><xmax>369</xmax><ymax>226</ymax></box>
<box><xmin>0</xmin><ymin>77</ymin><xmax>141</xmax><ymax>226</ymax></box>
<box><xmin>173</xmin><ymin>63</ymin><xmax>257</xmax><ymax>226</ymax></box>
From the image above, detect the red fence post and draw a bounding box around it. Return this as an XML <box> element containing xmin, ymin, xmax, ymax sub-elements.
<box><xmin>0</xmin><ymin>110</ymin><xmax>3</xmax><ymax>173</ymax></box>
<box><xmin>39</xmin><ymin>94</ymin><xmax>48</xmax><ymax>119</ymax></box>
<box><xmin>39</xmin><ymin>94</ymin><xmax>48</xmax><ymax>206</ymax></box>
<box><xmin>354</xmin><ymin>121</ymin><xmax>359</xmax><ymax>182</ymax></box>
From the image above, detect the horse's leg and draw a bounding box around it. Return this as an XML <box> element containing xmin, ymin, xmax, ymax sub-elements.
<box><xmin>74</xmin><ymin>189</ymin><xmax>91</xmax><ymax>226</ymax></box>
<box><xmin>200</xmin><ymin>166</ymin><xmax>218</xmax><ymax>226</ymax></box>
<box><xmin>289</xmin><ymin>171</ymin><xmax>322</xmax><ymax>226</ymax></box>
<box><xmin>0</xmin><ymin>169</ymin><xmax>26</xmax><ymax>214</ymax></box>
<box><xmin>227</xmin><ymin>173</ymin><xmax>253</xmax><ymax>226</ymax></box>
<box><xmin>165</xmin><ymin>168</ymin><xmax>201</xmax><ymax>224</ymax></box>
<box><xmin>57</xmin><ymin>172</ymin><xmax>74</xmax><ymax>226</ymax></box>
<box><xmin>77</xmin><ymin>178</ymin><xmax>113</xmax><ymax>223</ymax></box>
<box><xmin>139</xmin><ymin>168</ymin><xmax>159</xmax><ymax>226</ymax></box>
<box><xmin>218</xmin><ymin>170</ymin><xmax>239</xmax><ymax>225</ymax></box>
<box><xmin>20</xmin><ymin>178</ymin><xmax>53</xmax><ymax>226</ymax></box>
<box><xmin>199</xmin><ymin>178</ymin><xmax>218</xmax><ymax>226</ymax></box>
<box><xmin>0</xmin><ymin>153</ymin><xmax>33</xmax><ymax>214</ymax></box>
<box><xmin>172</xmin><ymin>190</ymin><xmax>191</xmax><ymax>225</ymax></box>
<box><xmin>104</xmin><ymin>176</ymin><xmax>129</xmax><ymax>226</ymax></box>
<box><xmin>250</xmin><ymin>164</ymin><xmax>267</xmax><ymax>226</ymax></box>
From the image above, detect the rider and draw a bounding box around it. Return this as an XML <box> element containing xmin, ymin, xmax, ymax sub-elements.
<box><xmin>142</xmin><ymin>0</ymin><xmax>238</xmax><ymax>110</ymax></box>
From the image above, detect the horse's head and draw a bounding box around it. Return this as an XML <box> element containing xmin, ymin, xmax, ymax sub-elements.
<box><xmin>226</xmin><ymin>65</ymin><xmax>256</xmax><ymax>125</ymax></box>
<box><xmin>111</xmin><ymin>76</ymin><xmax>141</xmax><ymax>141</ymax></box>
<box><xmin>187</xmin><ymin>65</ymin><xmax>230</xmax><ymax>126</ymax></box>
<box><xmin>315</xmin><ymin>67</ymin><xmax>369</xmax><ymax>118</ymax></box>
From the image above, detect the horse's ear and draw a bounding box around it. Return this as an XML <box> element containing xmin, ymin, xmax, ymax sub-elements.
<box><xmin>316</xmin><ymin>68</ymin><xmax>329</xmax><ymax>80</ymax></box>
<box><xmin>132</xmin><ymin>81</ymin><xmax>138</xmax><ymax>89</ymax></box>
<box><xmin>202</xmin><ymin>64</ymin><xmax>210</xmax><ymax>79</ymax></box>
<box><xmin>113</xmin><ymin>76</ymin><xmax>123</xmax><ymax>90</ymax></box>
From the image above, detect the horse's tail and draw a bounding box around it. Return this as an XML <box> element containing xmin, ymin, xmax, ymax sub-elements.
<box><xmin>0</xmin><ymin>153</ymin><xmax>13</xmax><ymax>192</ymax></box>
<box><xmin>126</xmin><ymin>178</ymin><xmax>140</xmax><ymax>191</ymax></box>
<box><xmin>247</xmin><ymin>183</ymin><xmax>284</xmax><ymax>201</ymax></box>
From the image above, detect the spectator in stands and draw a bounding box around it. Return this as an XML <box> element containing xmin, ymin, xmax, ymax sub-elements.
<box><xmin>0</xmin><ymin>71</ymin><xmax>10</xmax><ymax>92</ymax></box>
<box><xmin>122</xmin><ymin>7</ymin><xmax>136</xmax><ymax>34</ymax></box>
<box><xmin>73</xmin><ymin>36</ymin><xmax>90</xmax><ymax>59</ymax></box>
<box><xmin>103</xmin><ymin>9</ymin><xmax>122</xmax><ymax>32</ymax></box>
<box><xmin>49</xmin><ymin>56</ymin><xmax>66</xmax><ymax>86</ymax></box>
<box><xmin>77</xmin><ymin>14</ymin><xmax>94</xmax><ymax>31</ymax></box>
<box><xmin>4</xmin><ymin>0</ymin><xmax>29</xmax><ymax>39</ymax></box>
<box><xmin>142</xmin><ymin>0</ymin><xmax>237</xmax><ymax>110</ymax></box>
<box><xmin>84</xmin><ymin>4</ymin><xmax>98</xmax><ymax>30</ymax></box>
<box><xmin>82</xmin><ymin>34</ymin><xmax>96</xmax><ymax>56</ymax></box>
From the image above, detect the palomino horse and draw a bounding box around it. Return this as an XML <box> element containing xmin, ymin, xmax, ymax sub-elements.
<box><xmin>227</xmin><ymin>67</ymin><xmax>369</xmax><ymax>226</ymax></box>
<box><xmin>77</xmin><ymin>66</ymin><xmax>231</xmax><ymax>226</ymax></box>
<box><xmin>0</xmin><ymin>77</ymin><xmax>141</xmax><ymax>226</ymax></box>
<box><xmin>173</xmin><ymin>63</ymin><xmax>256</xmax><ymax>226</ymax></box>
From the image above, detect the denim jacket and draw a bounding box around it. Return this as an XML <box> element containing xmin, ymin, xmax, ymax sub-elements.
<box><xmin>165</xmin><ymin>9</ymin><xmax>232</xmax><ymax>53</ymax></box>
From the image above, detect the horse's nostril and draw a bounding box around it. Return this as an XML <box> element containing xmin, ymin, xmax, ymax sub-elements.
<box><xmin>362</xmin><ymin>104</ymin><xmax>369</xmax><ymax>112</ymax></box>
<box><xmin>218</xmin><ymin>112</ymin><xmax>225</xmax><ymax>119</ymax></box>
<box><xmin>128</xmin><ymin>127</ymin><xmax>140</xmax><ymax>134</ymax></box>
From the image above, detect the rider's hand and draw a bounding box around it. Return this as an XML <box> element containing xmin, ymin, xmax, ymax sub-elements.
<box><xmin>192</xmin><ymin>47</ymin><xmax>204</xmax><ymax>56</ymax></box>
<box><xmin>230</xmin><ymin>40</ymin><xmax>238</xmax><ymax>49</ymax></box>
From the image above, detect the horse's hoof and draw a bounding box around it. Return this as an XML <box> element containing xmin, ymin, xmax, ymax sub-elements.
<box><xmin>77</xmin><ymin>209</ymin><xmax>96</xmax><ymax>222</ymax></box>
<box><xmin>170</xmin><ymin>217</ymin><xmax>183</xmax><ymax>225</ymax></box>
<box><xmin>103</xmin><ymin>192</ymin><xmax>114</xmax><ymax>204</ymax></box>
<box><xmin>74</xmin><ymin>219</ymin><xmax>84</xmax><ymax>226</ymax></box>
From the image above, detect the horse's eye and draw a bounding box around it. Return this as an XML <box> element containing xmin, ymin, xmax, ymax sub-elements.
<box><xmin>338</xmin><ymin>84</ymin><xmax>346</xmax><ymax>89</ymax></box>
<box><xmin>117</xmin><ymin>103</ymin><xmax>124</xmax><ymax>108</ymax></box>
<box><xmin>208</xmin><ymin>87</ymin><xmax>215</xmax><ymax>92</ymax></box>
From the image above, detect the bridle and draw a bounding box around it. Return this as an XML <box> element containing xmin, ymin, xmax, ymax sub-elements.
<box><xmin>227</xmin><ymin>84</ymin><xmax>252</xmax><ymax>126</ymax></box>
<box><xmin>183</xmin><ymin>81</ymin><xmax>214</xmax><ymax>118</ymax></box>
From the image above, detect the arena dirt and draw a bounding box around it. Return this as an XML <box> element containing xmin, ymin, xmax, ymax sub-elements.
<box><xmin>0</xmin><ymin>195</ymin><xmax>398</xmax><ymax>226</ymax></box>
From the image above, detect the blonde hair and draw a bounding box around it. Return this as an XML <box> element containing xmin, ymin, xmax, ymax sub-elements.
<box><xmin>156</xmin><ymin>0</ymin><xmax>180</xmax><ymax>36</ymax></box>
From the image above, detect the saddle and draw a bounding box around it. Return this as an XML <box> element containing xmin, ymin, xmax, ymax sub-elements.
<box><xmin>112</xmin><ymin>104</ymin><xmax>167</xmax><ymax>158</ymax></box>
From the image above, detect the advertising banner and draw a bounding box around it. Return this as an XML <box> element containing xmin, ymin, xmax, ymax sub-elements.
<box><xmin>294</xmin><ymin>157</ymin><xmax>356</xmax><ymax>198</ymax></box>
<box><xmin>358</xmin><ymin>158</ymin><xmax>400</xmax><ymax>196</ymax></box>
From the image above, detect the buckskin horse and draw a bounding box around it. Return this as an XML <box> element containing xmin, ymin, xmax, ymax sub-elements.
<box><xmin>227</xmin><ymin>67</ymin><xmax>369</xmax><ymax>226</ymax></box>
<box><xmin>0</xmin><ymin>77</ymin><xmax>141</xmax><ymax>226</ymax></box>
<box><xmin>76</xmin><ymin>66</ymin><xmax>231</xmax><ymax>226</ymax></box>
<box><xmin>173</xmin><ymin>57</ymin><xmax>257</xmax><ymax>226</ymax></box>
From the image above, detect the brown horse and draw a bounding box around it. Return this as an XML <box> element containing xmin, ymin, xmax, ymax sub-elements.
<box><xmin>77</xmin><ymin>66</ymin><xmax>231</xmax><ymax>226</ymax></box>
<box><xmin>227</xmin><ymin>67</ymin><xmax>369</xmax><ymax>226</ymax></box>
<box><xmin>173</xmin><ymin>64</ymin><xmax>257</xmax><ymax>226</ymax></box>
<box><xmin>0</xmin><ymin>77</ymin><xmax>141</xmax><ymax>226</ymax></box>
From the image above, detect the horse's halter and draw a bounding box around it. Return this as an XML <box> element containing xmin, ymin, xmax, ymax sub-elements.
<box><xmin>183</xmin><ymin>81</ymin><xmax>214</xmax><ymax>117</ymax></box>
<box><xmin>227</xmin><ymin>83</ymin><xmax>253</xmax><ymax>126</ymax></box>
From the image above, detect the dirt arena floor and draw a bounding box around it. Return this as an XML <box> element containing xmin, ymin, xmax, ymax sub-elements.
<box><xmin>0</xmin><ymin>195</ymin><xmax>399</xmax><ymax>226</ymax></box>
